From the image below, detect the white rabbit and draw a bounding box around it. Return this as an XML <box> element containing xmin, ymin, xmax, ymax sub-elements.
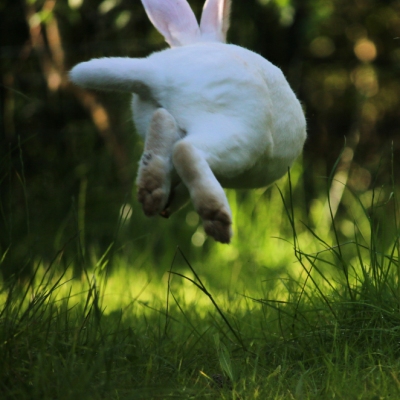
<box><xmin>69</xmin><ymin>0</ymin><xmax>307</xmax><ymax>244</ymax></box>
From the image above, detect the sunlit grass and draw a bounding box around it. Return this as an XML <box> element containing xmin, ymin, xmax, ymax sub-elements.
<box><xmin>1</xmin><ymin>157</ymin><xmax>400</xmax><ymax>398</ymax></box>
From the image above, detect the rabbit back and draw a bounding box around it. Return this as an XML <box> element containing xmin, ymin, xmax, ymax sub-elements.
<box><xmin>131</xmin><ymin>42</ymin><xmax>306</xmax><ymax>188</ymax></box>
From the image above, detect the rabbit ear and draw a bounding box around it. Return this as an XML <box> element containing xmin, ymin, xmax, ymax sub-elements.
<box><xmin>200</xmin><ymin>0</ymin><xmax>231</xmax><ymax>42</ymax></box>
<box><xmin>141</xmin><ymin>0</ymin><xmax>201</xmax><ymax>47</ymax></box>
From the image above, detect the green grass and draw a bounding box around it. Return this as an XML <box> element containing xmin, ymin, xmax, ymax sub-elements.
<box><xmin>1</xmin><ymin>159</ymin><xmax>400</xmax><ymax>399</ymax></box>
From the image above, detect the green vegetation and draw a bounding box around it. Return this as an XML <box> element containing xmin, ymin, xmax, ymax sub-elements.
<box><xmin>1</xmin><ymin>0</ymin><xmax>400</xmax><ymax>398</ymax></box>
<box><xmin>1</xmin><ymin>159</ymin><xmax>399</xmax><ymax>398</ymax></box>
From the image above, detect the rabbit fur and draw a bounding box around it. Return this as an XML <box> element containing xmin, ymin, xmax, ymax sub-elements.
<box><xmin>69</xmin><ymin>0</ymin><xmax>307</xmax><ymax>244</ymax></box>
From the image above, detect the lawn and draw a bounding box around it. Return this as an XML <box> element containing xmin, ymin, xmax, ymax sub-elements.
<box><xmin>1</xmin><ymin>159</ymin><xmax>400</xmax><ymax>399</ymax></box>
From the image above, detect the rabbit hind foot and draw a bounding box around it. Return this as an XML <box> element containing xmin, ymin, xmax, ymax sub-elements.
<box><xmin>137</xmin><ymin>154</ymin><xmax>171</xmax><ymax>216</ymax></box>
<box><xmin>136</xmin><ymin>108</ymin><xmax>179</xmax><ymax>216</ymax></box>
<box><xmin>198</xmin><ymin>203</ymin><xmax>232</xmax><ymax>244</ymax></box>
<box><xmin>172</xmin><ymin>140</ymin><xmax>233</xmax><ymax>244</ymax></box>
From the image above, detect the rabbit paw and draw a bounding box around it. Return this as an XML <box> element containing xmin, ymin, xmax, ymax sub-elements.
<box><xmin>136</xmin><ymin>108</ymin><xmax>180</xmax><ymax>217</ymax></box>
<box><xmin>136</xmin><ymin>152</ymin><xmax>170</xmax><ymax>216</ymax></box>
<box><xmin>198</xmin><ymin>204</ymin><xmax>232</xmax><ymax>244</ymax></box>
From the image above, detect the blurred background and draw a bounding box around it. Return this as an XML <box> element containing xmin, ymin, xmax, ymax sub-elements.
<box><xmin>1</xmin><ymin>0</ymin><xmax>399</xmax><ymax>279</ymax></box>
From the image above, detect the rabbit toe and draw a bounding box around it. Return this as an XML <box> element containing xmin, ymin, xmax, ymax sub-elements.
<box><xmin>138</xmin><ymin>186</ymin><xmax>168</xmax><ymax>216</ymax></box>
<box><xmin>136</xmin><ymin>156</ymin><xmax>170</xmax><ymax>216</ymax></box>
<box><xmin>199</xmin><ymin>207</ymin><xmax>232</xmax><ymax>244</ymax></box>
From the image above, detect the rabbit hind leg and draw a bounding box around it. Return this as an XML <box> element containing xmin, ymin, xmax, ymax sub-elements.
<box><xmin>172</xmin><ymin>140</ymin><xmax>232</xmax><ymax>244</ymax></box>
<box><xmin>136</xmin><ymin>108</ymin><xmax>180</xmax><ymax>216</ymax></box>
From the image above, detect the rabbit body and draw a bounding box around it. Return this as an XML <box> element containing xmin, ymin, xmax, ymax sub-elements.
<box><xmin>69</xmin><ymin>0</ymin><xmax>306</xmax><ymax>244</ymax></box>
<box><xmin>131</xmin><ymin>42</ymin><xmax>306</xmax><ymax>189</ymax></box>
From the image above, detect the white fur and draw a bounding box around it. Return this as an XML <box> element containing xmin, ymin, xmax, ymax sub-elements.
<box><xmin>69</xmin><ymin>0</ymin><xmax>307</xmax><ymax>244</ymax></box>
<box><xmin>200</xmin><ymin>0</ymin><xmax>231</xmax><ymax>42</ymax></box>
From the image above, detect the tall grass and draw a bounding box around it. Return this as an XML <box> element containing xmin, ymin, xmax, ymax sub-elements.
<box><xmin>1</xmin><ymin>156</ymin><xmax>400</xmax><ymax>399</ymax></box>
